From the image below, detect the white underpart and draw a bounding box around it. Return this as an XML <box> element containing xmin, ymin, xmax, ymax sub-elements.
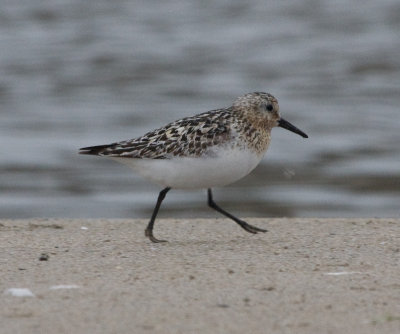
<box><xmin>112</xmin><ymin>145</ymin><xmax>266</xmax><ymax>189</ymax></box>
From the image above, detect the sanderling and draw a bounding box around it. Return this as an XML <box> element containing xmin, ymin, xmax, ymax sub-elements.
<box><xmin>80</xmin><ymin>92</ymin><xmax>308</xmax><ymax>242</ymax></box>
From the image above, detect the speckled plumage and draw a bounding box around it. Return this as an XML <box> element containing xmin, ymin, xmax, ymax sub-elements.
<box><xmin>79</xmin><ymin>92</ymin><xmax>279</xmax><ymax>159</ymax></box>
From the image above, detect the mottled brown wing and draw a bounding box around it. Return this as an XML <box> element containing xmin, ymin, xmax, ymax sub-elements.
<box><xmin>79</xmin><ymin>109</ymin><xmax>233</xmax><ymax>159</ymax></box>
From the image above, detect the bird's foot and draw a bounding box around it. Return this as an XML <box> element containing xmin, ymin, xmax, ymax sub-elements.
<box><xmin>145</xmin><ymin>228</ymin><xmax>168</xmax><ymax>243</ymax></box>
<box><xmin>237</xmin><ymin>220</ymin><xmax>268</xmax><ymax>234</ymax></box>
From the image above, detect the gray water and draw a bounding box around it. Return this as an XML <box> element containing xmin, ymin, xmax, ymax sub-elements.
<box><xmin>1</xmin><ymin>0</ymin><xmax>399</xmax><ymax>219</ymax></box>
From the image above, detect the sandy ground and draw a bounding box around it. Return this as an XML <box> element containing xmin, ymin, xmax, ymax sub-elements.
<box><xmin>1</xmin><ymin>218</ymin><xmax>399</xmax><ymax>334</ymax></box>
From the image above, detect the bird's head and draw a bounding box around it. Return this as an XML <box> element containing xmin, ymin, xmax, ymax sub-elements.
<box><xmin>233</xmin><ymin>92</ymin><xmax>308</xmax><ymax>138</ymax></box>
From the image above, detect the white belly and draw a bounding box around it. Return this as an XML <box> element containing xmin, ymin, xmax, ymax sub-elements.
<box><xmin>112</xmin><ymin>146</ymin><xmax>265</xmax><ymax>189</ymax></box>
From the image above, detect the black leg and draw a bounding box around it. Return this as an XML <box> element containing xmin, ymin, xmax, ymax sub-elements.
<box><xmin>207</xmin><ymin>189</ymin><xmax>267</xmax><ymax>234</ymax></box>
<box><xmin>145</xmin><ymin>187</ymin><xmax>171</xmax><ymax>243</ymax></box>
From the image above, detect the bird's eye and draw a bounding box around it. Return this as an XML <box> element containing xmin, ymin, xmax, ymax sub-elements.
<box><xmin>266</xmin><ymin>104</ymin><xmax>273</xmax><ymax>112</ymax></box>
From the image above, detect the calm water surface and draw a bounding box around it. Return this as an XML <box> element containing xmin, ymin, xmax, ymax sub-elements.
<box><xmin>1</xmin><ymin>0</ymin><xmax>399</xmax><ymax>219</ymax></box>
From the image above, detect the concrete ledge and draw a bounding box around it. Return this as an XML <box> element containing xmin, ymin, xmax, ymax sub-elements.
<box><xmin>1</xmin><ymin>218</ymin><xmax>399</xmax><ymax>333</ymax></box>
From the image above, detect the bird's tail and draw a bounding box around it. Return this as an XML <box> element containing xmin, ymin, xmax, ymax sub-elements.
<box><xmin>79</xmin><ymin>144</ymin><xmax>113</xmax><ymax>156</ymax></box>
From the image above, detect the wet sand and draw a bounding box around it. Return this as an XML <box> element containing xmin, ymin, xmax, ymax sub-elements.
<box><xmin>1</xmin><ymin>218</ymin><xmax>399</xmax><ymax>334</ymax></box>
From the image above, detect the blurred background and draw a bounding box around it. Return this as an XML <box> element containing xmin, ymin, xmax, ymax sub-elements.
<box><xmin>1</xmin><ymin>0</ymin><xmax>399</xmax><ymax>219</ymax></box>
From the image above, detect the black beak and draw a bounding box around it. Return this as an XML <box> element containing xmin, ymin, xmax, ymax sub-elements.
<box><xmin>278</xmin><ymin>118</ymin><xmax>308</xmax><ymax>138</ymax></box>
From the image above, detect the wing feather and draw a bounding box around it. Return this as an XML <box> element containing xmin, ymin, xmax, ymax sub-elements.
<box><xmin>79</xmin><ymin>109</ymin><xmax>233</xmax><ymax>159</ymax></box>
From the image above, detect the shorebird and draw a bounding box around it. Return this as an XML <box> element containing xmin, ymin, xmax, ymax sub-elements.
<box><xmin>80</xmin><ymin>92</ymin><xmax>308</xmax><ymax>242</ymax></box>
